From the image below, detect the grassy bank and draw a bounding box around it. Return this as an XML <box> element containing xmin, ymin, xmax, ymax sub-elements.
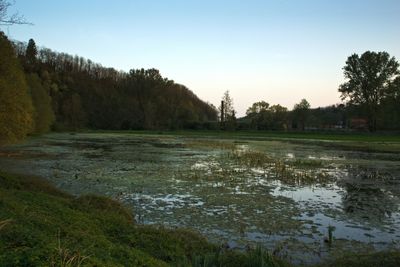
<box><xmin>1</xmin><ymin>171</ymin><xmax>399</xmax><ymax>266</ymax></box>
<box><xmin>81</xmin><ymin>129</ymin><xmax>400</xmax><ymax>154</ymax></box>
<box><xmin>84</xmin><ymin>129</ymin><xmax>400</xmax><ymax>143</ymax></box>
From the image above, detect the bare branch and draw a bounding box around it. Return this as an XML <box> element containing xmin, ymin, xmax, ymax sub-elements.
<box><xmin>0</xmin><ymin>0</ymin><xmax>32</xmax><ymax>26</ymax></box>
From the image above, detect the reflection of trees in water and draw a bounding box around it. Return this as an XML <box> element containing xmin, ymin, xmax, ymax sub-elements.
<box><xmin>340</xmin><ymin>168</ymin><xmax>400</xmax><ymax>222</ymax></box>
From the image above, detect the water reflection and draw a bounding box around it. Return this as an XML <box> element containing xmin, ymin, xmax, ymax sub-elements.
<box><xmin>340</xmin><ymin>168</ymin><xmax>400</xmax><ymax>223</ymax></box>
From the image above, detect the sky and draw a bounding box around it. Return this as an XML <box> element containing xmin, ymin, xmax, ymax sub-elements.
<box><xmin>4</xmin><ymin>0</ymin><xmax>400</xmax><ymax>116</ymax></box>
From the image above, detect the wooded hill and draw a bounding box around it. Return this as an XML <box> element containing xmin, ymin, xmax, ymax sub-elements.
<box><xmin>0</xmin><ymin>32</ymin><xmax>217</xmax><ymax>144</ymax></box>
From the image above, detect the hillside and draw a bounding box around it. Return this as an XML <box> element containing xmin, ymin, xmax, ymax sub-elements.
<box><xmin>1</xmin><ymin>32</ymin><xmax>218</xmax><ymax>144</ymax></box>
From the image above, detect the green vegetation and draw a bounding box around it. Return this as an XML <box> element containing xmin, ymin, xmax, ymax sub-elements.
<box><xmin>13</xmin><ymin>39</ymin><xmax>218</xmax><ymax>132</ymax></box>
<box><xmin>91</xmin><ymin>129</ymin><xmax>400</xmax><ymax>144</ymax></box>
<box><xmin>315</xmin><ymin>251</ymin><xmax>400</xmax><ymax>267</ymax></box>
<box><xmin>245</xmin><ymin>101</ymin><xmax>289</xmax><ymax>131</ymax></box>
<box><xmin>26</xmin><ymin>73</ymin><xmax>55</xmax><ymax>133</ymax></box>
<box><xmin>0</xmin><ymin>32</ymin><xmax>34</xmax><ymax>145</ymax></box>
<box><xmin>228</xmin><ymin>149</ymin><xmax>330</xmax><ymax>186</ymax></box>
<box><xmin>339</xmin><ymin>51</ymin><xmax>400</xmax><ymax>132</ymax></box>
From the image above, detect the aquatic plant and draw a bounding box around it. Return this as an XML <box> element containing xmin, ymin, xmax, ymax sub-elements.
<box><xmin>325</xmin><ymin>225</ymin><xmax>336</xmax><ymax>246</ymax></box>
<box><xmin>228</xmin><ymin>149</ymin><xmax>332</xmax><ymax>186</ymax></box>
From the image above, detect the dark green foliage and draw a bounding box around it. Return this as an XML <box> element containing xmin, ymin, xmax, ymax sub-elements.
<box><xmin>245</xmin><ymin>102</ymin><xmax>289</xmax><ymax>130</ymax></box>
<box><xmin>379</xmin><ymin>76</ymin><xmax>400</xmax><ymax>130</ymax></box>
<box><xmin>339</xmin><ymin>51</ymin><xmax>400</xmax><ymax>131</ymax></box>
<box><xmin>0</xmin><ymin>32</ymin><xmax>34</xmax><ymax>144</ymax></box>
<box><xmin>193</xmin><ymin>246</ymin><xmax>287</xmax><ymax>267</ymax></box>
<box><xmin>26</xmin><ymin>73</ymin><xmax>55</xmax><ymax>133</ymax></box>
<box><xmin>292</xmin><ymin>99</ymin><xmax>310</xmax><ymax>131</ymax></box>
<box><xmin>12</xmin><ymin>41</ymin><xmax>218</xmax><ymax>131</ymax></box>
<box><xmin>317</xmin><ymin>251</ymin><xmax>400</xmax><ymax>267</ymax></box>
<box><xmin>24</xmin><ymin>38</ymin><xmax>37</xmax><ymax>72</ymax></box>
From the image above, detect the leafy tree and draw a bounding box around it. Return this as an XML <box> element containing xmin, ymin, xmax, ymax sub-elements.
<box><xmin>0</xmin><ymin>32</ymin><xmax>34</xmax><ymax>144</ymax></box>
<box><xmin>379</xmin><ymin>76</ymin><xmax>400</xmax><ymax>129</ymax></box>
<box><xmin>292</xmin><ymin>99</ymin><xmax>310</xmax><ymax>130</ymax></box>
<box><xmin>339</xmin><ymin>51</ymin><xmax>399</xmax><ymax>131</ymax></box>
<box><xmin>269</xmin><ymin>104</ymin><xmax>288</xmax><ymax>130</ymax></box>
<box><xmin>246</xmin><ymin>101</ymin><xmax>269</xmax><ymax>115</ymax></box>
<box><xmin>245</xmin><ymin>102</ymin><xmax>288</xmax><ymax>130</ymax></box>
<box><xmin>26</xmin><ymin>73</ymin><xmax>55</xmax><ymax>133</ymax></box>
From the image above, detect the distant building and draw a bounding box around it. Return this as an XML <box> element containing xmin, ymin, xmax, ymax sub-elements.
<box><xmin>350</xmin><ymin>118</ymin><xmax>368</xmax><ymax>130</ymax></box>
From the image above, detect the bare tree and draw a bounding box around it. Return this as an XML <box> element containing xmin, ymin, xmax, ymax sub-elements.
<box><xmin>0</xmin><ymin>0</ymin><xmax>31</xmax><ymax>25</ymax></box>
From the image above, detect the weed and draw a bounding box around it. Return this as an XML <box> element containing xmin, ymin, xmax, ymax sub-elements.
<box><xmin>0</xmin><ymin>219</ymin><xmax>12</xmax><ymax>231</ymax></box>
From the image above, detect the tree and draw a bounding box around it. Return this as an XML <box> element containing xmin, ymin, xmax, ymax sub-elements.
<box><xmin>292</xmin><ymin>99</ymin><xmax>310</xmax><ymax>130</ymax></box>
<box><xmin>219</xmin><ymin>90</ymin><xmax>234</xmax><ymax>122</ymax></box>
<box><xmin>246</xmin><ymin>101</ymin><xmax>269</xmax><ymax>115</ymax></box>
<box><xmin>0</xmin><ymin>0</ymin><xmax>30</xmax><ymax>25</ymax></box>
<box><xmin>245</xmin><ymin>101</ymin><xmax>288</xmax><ymax>130</ymax></box>
<box><xmin>246</xmin><ymin>101</ymin><xmax>270</xmax><ymax>130</ymax></box>
<box><xmin>0</xmin><ymin>32</ymin><xmax>34</xmax><ymax>144</ymax></box>
<box><xmin>24</xmin><ymin>38</ymin><xmax>37</xmax><ymax>71</ymax></box>
<box><xmin>218</xmin><ymin>90</ymin><xmax>236</xmax><ymax>130</ymax></box>
<box><xmin>339</xmin><ymin>51</ymin><xmax>399</xmax><ymax>131</ymax></box>
<box><xmin>269</xmin><ymin>104</ymin><xmax>288</xmax><ymax>130</ymax></box>
<box><xmin>380</xmin><ymin>76</ymin><xmax>400</xmax><ymax>129</ymax></box>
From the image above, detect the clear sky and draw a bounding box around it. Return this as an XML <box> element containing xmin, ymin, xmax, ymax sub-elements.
<box><xmin>4</xmin><ymin>0</ymin><xmax>400</xmax><ymax>116</ymax></box>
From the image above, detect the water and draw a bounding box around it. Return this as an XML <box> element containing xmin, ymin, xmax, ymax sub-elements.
<box><xmin>0</xmin><ymin>132</ymin><xmax>399</xmax><ymax>264</ymax></box>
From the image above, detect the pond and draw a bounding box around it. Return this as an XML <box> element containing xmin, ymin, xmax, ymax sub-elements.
<box><xmin>0</xmin><ymin>133</ymin><xmax>399</xmax><ymax>264</ymax></box>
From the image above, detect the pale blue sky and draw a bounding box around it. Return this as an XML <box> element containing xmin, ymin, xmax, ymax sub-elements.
<box><xmin>5</xmin><ymin>0</ymin><xmax>400</xmax><ymax>116</ymax></box>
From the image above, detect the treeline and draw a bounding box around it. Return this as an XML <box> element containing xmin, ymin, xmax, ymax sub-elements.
<box><xmin>0</xmin><ymin>33</ymin><xmax>217</xmax><ymax>143</ymax></box>
<box><xmin>1</xmin><ymin>31</ymin><xmax>399</xmax><ymax>145</ymax></box>
<box><xmin>239</xmin><ymin>101</ymin><xmax>400</xmax><ymax>132</ymax></box>
<box><xmin>236</xmin><ymin>51</ymin><xmax>400</xmax><ymax>132</ymax></box>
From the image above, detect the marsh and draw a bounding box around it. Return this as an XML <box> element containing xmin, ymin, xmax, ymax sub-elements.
<box><xmin>1</xmin><ymin>132</ymin><xmax>399</xmax><ymax>264</ymax></box>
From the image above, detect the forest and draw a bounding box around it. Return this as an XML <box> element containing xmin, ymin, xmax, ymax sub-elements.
<box><xmin>1</xmin><ymin>33</ymin><xmax>218</xmax><ymax>144</ymax></box>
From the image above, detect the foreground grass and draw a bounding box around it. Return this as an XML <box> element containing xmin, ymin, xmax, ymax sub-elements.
<box><xmin>1</xmin><ymin>171</ymin><xmax>399</xmax><ymax>266</ymax></box>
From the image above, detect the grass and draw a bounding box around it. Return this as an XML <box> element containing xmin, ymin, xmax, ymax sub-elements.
<box><xmin>1</xmin><ymin>170</ymin><xmax>399</xmax><ymax>266</ymax></box>
<box><xmin>315</xmin><ymin>251</ymin><xmax>400</xmax><ymax>267</ymax></box>
<box><xmin>79</xmin><ymin>129</ymin><xmax>400</xmax><ymax>154</ymax></box>
<box><xmin>84</xmin><ymin>129</ymin><xmax>400</xmax><ymax>143</ymax></box>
